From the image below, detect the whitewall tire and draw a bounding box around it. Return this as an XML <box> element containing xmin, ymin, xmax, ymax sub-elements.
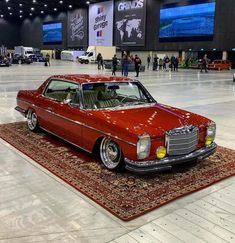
<box><xmin>100</xmin><ymin>138</ymin><xmax>125</xmax><ymax>171</ymax></box>
<box><xmin>27</xmin><ymin>109</ymin><xmax>39</xmax><ymax>132</ymax></box>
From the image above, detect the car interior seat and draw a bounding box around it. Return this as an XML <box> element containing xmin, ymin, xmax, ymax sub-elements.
<box><xmin>83</xmin><ymin>90</ymin><xmax>98</xmax><ymax>109</ymax></box>
<box><xmin>95</xmin><ymin>91</ymin><xmax>120</xmax><ymax>108</ymax></box>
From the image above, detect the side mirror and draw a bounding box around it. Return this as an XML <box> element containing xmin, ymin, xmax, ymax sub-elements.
<box><xmin>63</xmin><ymin>99</ymin><xmax>72</xmax><ymax>104</ymax></box>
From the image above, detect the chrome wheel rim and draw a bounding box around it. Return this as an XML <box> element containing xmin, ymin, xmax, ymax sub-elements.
<box><xmin>100</xmin><ymin>138</ymin><xmax>121</xmax><ymax>169</ymax></box>
<box><xmin>27</xmin><ymin>110</ymin><xmax>37</xmax><ymax>130</ymax></box>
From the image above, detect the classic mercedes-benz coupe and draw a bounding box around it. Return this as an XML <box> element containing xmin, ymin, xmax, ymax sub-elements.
<box><xmin>15</xmin><ymin>74</ymin><xmax>217</xmax><ymax>173</ymax></box>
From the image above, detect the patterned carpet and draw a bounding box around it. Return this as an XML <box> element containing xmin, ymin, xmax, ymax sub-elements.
<box><xmin>0</xmin><ymin>122</ymin><xmax>235</xmax><ymax>221</ymax></box>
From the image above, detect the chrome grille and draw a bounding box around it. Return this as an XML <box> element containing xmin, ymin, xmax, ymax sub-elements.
<box><xmin>166</xmin><ymin>125</ymin><xmax>199</xmax><ymax>156</ymax></box>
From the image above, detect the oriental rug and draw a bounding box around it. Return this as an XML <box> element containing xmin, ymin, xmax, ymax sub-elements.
<box><xmin>0</xmin><ymin>122</ymin><xmax>235</xmax><ymax>221</ymax></box>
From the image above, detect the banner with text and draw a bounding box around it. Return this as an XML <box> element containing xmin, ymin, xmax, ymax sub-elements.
<box><xmin>114</xmin><ymin>0</ymin><xmax>146</xmax><ymax>46</ymax></box>
<box><xmin>67</xmin><ymin>8</ymin><xmax>88</xmax><ymax>47</ymax></box>
<box><xmin>89</xmin><ymin>1</ymin><xmax>113</xmax><ymax>46</ymax></box>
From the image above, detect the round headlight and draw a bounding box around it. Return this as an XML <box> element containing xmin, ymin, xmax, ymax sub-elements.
<box><xmin>137</xmin><ymin>134</ymin><xmax>151</xmax><ymax>160</ymax></box>
<box><xmin>156</xmin><ymin>146</ymin><xmax>167</xmax><ymax>159</ymax></box>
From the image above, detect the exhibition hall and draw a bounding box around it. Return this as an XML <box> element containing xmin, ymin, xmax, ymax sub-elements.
<box><xmin>0</xmin><ymin>0</ymin><xmax>235</xmax><ymax>242</ymax></box>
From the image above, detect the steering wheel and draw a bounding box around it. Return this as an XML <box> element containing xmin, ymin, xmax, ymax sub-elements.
<box><xmin>121</xmin><ymin>95</ymin><xmax>139</xmax><ymax>103</ymax></box>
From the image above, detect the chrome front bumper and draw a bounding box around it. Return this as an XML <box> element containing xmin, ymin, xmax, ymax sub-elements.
<box><xmin>125</xmin><ymin>143</ymin><xmax>217</xmax><ymax>173</ymax></box>
<box><xmin>15</xmin><ymin>106</ymin><xmax>27</xmax><ymax>117</ymax></box>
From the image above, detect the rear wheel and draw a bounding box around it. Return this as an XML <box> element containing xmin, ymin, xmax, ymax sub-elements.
<box><xmin>100</xmin><ymin>138</ymin><xmax>125</xmax><ymax>171</ymax></box>
<box><xmin>85</xmin><ymin>60</ymin><xmax>89</xmax><ymax>64</ymax></box>
<box><xmin>27</xmin><ymin>109</ymin><xmax>39</xmax><ymax>132</ymax></box>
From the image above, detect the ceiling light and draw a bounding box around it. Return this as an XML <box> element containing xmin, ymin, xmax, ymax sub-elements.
<box><xmin>29</xmin><ymin>13</ymin><xmax>32</xmax><ymax>16</ymax></box>
<box><xmin>8</xmin><ymin>6</ymin><xmax>11</xmax><ymax>9</ymax></box>
<box><xmin>41</xmin><ymin>10</ymin><xmax>44</xmax><ymax>14</ymax></box>
<box><xmin>19</xmin><ymin>3</ymin><xmax>22</xmax><ymax>7</ymax></box>
<box><xmin>59</xmin><ymin>0</ymin><xmax>63</xmax><ymax>4</ymax></box>
<box><xmin>5</xmin><ymin>0</ymin><xmax>9</xmax><ymax>3</ymax></box>
<box><xmin>33</xmin><ymin>0</ymin><xmax>36</xmax><ymax>3</ymax></box>
<box><xmin>54</xmin><ymin>8</ymin><xmax>57</xmax><ymax>11</ymax></box>
<box><xmin>86</xmin><ymin>1</ymin><xmax>90</xmax><ymax>4</ymax></box>
<box><xmin>44</xmin><ymin>4</ymin><xmax>47</xmax><ymax>7</ymax></box>
<box><xmin>31</xmin><ymin>7</ymin><xmax>34</xmax><ymax>11</ymax></box>
<box><xmin>19</xmin><ymin>10</ymin><xmax>23</xmax><ymax>13</ymax></box>
<box><xmin>0</xmin><ymin>14</ymin><xmax>4</xmax><ymax>18</ymax></box>
<box><xmin>20</xmin><ymin>15</ymin><xmax>22</xmax><ymax>18</ymax></box>
<box><xmin>9</xmin><ymin>12</ymin><xmax>12</xmax><ymax>15</ymax></box>
<box><xmin>69</xmin><ymin>5</ymin><xmax>72</xmax><ymax>8</ymax></box>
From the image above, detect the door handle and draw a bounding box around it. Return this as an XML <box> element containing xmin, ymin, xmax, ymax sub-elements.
<box><xmin>47</xmin><ymin>107</ymin><xmax>53</xmax><ymax>112</ymax></box>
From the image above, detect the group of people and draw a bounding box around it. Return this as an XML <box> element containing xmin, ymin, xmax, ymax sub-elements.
<box><xmin>148</xmin><ymin>55</ymin><xmax>179</xmax><ymax>72</ymax></box>
<box><xmin>97</xmin><ymin>52</ymin><xmax>210</xmax><ymax>76</ymax></box>
<box><xmin>98</xmin><ymin>52</ymin><xmax>142</xmax><ymax>77</ymax></box>
<box><xmin>118</xmin><ymin>54</ymin><xmax>142</xmax><ymax>77</ymax></box>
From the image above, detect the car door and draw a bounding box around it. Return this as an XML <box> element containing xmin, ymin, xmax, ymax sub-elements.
<box><xmin>36</xmin><ymin>79</ymin><xmax>83</xmax><ymax>147</ymax></box>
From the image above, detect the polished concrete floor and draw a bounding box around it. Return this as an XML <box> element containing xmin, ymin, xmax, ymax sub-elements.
<box><xmin>0</xmin><ymin>61</ymin><xmax>235</xmax><ymax>243</ymax></box>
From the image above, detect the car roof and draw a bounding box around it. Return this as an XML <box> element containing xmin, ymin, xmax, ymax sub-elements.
<box><xmin>49</xmin><ymin>74</ymin><xmax>131</xmax><ymax>84</ymax></box>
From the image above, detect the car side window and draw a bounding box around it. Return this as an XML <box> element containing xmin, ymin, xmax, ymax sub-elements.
<box><xmin>44</xmin><ymin>79</ymin><xmax>79</xmax><ymax>102</ymax></box>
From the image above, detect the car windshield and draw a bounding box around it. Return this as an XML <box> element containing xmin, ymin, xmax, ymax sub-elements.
<box><xmin>82</xmin><ymin>81</ymin><xmax>156</xmax><ymax>109</ymax></box>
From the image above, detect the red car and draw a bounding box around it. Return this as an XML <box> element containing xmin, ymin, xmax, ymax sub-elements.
<box><xmin>208</xmin><ymin>60</ymin><xmax>232</xmax><ymax>70</ymax></box>
<box><xmin>15</xmin><ymin>75</ymin><xmax>217</xmax><ymax>173</ymax></box>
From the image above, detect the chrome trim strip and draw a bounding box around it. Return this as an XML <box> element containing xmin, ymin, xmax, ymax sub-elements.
<box><xmin>168</xmin><ymin>144</ymin><xmax>198</xmax><ymax>151</ymax></box>
<box><xmin>16</xmin><ymin>98</ymin><xmax>136</xmax><ymax>147</ymax></box>
<box><xmin>169</xmin><ymin>139</ymin><xmax>198</xmax><ymax>146</ymax></box>
<box><xmin>40</xmin><ymin>127</ymin><xmax>92</xmax><ymax>154</ymax></box>
<box><xmin>125</xmin><ymin>143</ymin><xmax>217</xmax><ymax>173</ymax></box>
<box><xmin>169</xmin><ymin>134</ymin><xmax>198</xmax><ymax>141</ymax></box>
<box><xmin>15</xmin><ymin>106</ymin><xmax>27</xmax><ymax>117</ymax></box>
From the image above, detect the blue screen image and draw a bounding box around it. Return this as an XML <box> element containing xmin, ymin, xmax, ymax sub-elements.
<box><xmin>43</xmin><ymin>22</ymin><xmax>62</xmax><ymax>43</ymax></box>
<box><xmin>159</xmin><ymin>2</ymin><xmax>216</xmax><ymax>39</ymax></box>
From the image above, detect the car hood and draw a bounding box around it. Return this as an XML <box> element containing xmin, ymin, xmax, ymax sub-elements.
<box><xmin>94</xmin><ymin>103</ymin><xmax>210</xmax><ymax>138</ymax></box>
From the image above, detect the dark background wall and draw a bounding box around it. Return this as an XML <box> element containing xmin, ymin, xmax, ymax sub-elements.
<box><xmin>0</xmin><ymin>19</ymin><xmax>21</xmax><ymax>48</ymax></box>
<box><xmin>1</xmin><ymin>0</ymin><xmax>235</xmax><ymax>51</ymax></box>
<box><xmin>20</xmin><ymin>12</ymin><xmax>67</xmax><ymax>49</ymax></box>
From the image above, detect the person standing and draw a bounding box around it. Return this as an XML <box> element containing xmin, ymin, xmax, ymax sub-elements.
<box><xmin>159</xmin><ymin>58</ymin><xmax>163</xmax><ymax>70</ymax></box>
<box><xmin>100</xmin><ymin>54</ymin><xmax>104</xmax><ymax>69</ymax></box>
<box><xmin>112</xmin><ymin>54</ymin><xmax>118</xmax><ymax>76</ymax></box>
<box><xmin>122</xmin><ymin>54</ymin><xmax>130</xmax><ymax>77</ymax></box>
<box><xmin>201</xmin><ymin>54</ymin><xmax>208</xmax><ymax>73</ymax></box>
<box><xmin>153</xmin><ymin>54</ymin><xmax>158</xmax><ymax>71</ymax></box>
<box><xmin>164</xmin><ymin>56</ymin><xmax>170</xmax><ymax>71</ymax></box>
<box><xmin>174</xmin><ymin>57</ymin><xmax>179</xmax><ymax>71</ymax></box>
<box><xmin>97</xmin><ymin>53</ymin><xmax>101</xmax><ymax>69</ymax></box>
<box><xmin>46</xmin><ymin>53</ymin><xmax>50</xmax><ymax>66</ymax></box>
<box><xmin>134</xmin><ymin>54</ymin><xmax>142</xmax><ymax>77</ymax></box>
<box><xmin>170</xmin><ymin>55</ymin><xmax>175</xmax><ymax>71</ymax></box>
<box><xmin>147</xmin><ymin>55</ymin><xmax>151</xmax><ymax>69</ymax></box>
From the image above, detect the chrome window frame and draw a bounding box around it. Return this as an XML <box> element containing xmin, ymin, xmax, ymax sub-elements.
<box><xmin>42</xmin><ymin>78</ymin><xmax>82</xmax><ymax>107</ymax></box>
<box><xmin>80</xmin><ymin>80</ymin><xmax>157</xmax><ymax>111</ymax></box>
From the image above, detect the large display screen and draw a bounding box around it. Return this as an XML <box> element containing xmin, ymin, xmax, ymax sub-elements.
<box><xmin>43</xmin><ymin>22</ymin><xmax>62</xmax><ymax>44</ymax></box>
<box><xmin>159</xmin><ymin>0</ymin><xmax>216</xmax><ymax>42</ymax></box>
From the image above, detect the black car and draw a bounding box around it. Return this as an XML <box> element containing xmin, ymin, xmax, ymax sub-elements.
<box><xmin>12</xmin><ymin>54</ymin><xmax>32</xmax><ymax>64</ymax></box>
<box><xmin>0</xmin><ymin>56</ymin><xmax>11</xmax><ymax>67</ymax></box>
<box><xmin>29</xmin><ymin>54</ymin><xmax>46</xmax><ymax>62</ymax></box>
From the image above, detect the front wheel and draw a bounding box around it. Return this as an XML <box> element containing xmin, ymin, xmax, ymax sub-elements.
<box><xmin>100</xmin><ymin>138</ymin><xmax>125</xmax><ymax>171</ymax></box>
<box><xmin>27</xmin><ymin>109</ymin><xmax>39</xmax><ymax>132</ymax></box>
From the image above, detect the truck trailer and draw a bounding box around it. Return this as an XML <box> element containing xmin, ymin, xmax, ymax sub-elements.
<box><xmin>78</xmin><ymin>46</ymin><xmax>116</xmax><ymax>64</ymax></box>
